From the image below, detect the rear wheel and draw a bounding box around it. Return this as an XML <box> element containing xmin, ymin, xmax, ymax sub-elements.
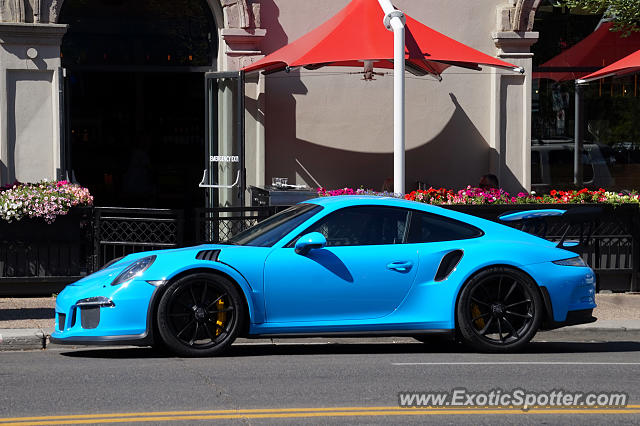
<box><xmin>157</xmin><ymin>273</ymin><xmax>244</xmax><ymax>357</ymax></box>
<box><xmin>456</xmin><ymin>267</ymin><xmax>542</xmax><ymax>352</ymax></box>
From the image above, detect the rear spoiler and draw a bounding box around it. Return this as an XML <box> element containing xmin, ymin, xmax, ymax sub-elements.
<box><xmin>498</xmin><ymin>209</ymin><xmax>566</xmax><ymax>222</ymax></box>
<box><xmin>498</xmin><ymin>206</ymin><xmax>603</xmax><ymax>251</ymax></box>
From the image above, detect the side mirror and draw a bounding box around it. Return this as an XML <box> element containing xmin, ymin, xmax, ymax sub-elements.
<box><xmin>294</xmin><ymin>232</ymin><xmax>327</xmax><ymax>255</ymax></box>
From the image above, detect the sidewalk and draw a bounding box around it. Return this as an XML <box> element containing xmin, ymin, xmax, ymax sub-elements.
<box><xmin>1</xmin><ymin>294</ymin><xmax>639</xmax><ymax>351</ymax></box>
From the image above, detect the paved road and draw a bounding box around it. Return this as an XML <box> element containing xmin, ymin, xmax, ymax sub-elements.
<box><xmin>1</xmin><ymin>336</ymin><xmax>640</xmax><ymax>424</ymax></box>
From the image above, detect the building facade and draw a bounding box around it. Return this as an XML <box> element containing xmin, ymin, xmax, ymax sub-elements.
<box><xmin>0</xmin><ymin>0</ymin><xmax>541</xmax><ymax>208</ymax></box>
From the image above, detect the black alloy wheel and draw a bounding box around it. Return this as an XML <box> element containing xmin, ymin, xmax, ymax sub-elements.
<box><xmin>157</xmin><ymin>273</ymin><xmax>244</xmax><ymax>357</ymax></box>
<box><xmin>456</xmin><ymin>267</ymin><xmax>542</xmax><ymax>352</ymax></box>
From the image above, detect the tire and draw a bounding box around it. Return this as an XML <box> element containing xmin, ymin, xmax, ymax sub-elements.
<box><xmin>456</xmin><ymin>267</ymin><xmax>542</xmax><ymax>352</ymax></box>
<box><xmin>156</xmin><ymin>273</ymin><xmax>244</xmax><ymax>357</ymax></box>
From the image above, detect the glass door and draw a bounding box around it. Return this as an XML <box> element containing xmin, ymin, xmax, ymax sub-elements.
<box><xmin>203</xmin><ymin>71</ymin><xmax>245</xmax><ymax>209</ymax></box>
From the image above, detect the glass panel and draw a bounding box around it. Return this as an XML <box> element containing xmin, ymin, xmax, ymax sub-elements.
<box><xmin>406</xmin><ymin>211</ymin><xmax>483</xmax><ymax>244</ymax></box>
<box><xmin>531</xmin><ymin>150</ymin><xmax>542</xmax><ymax>185</ymax></box>
<box><xmin>68</xmin><ymin>71</ymin><xmax>205</xmax><ymax>208</ymax></box>
<box><xmin>226</xmin><ymin>204</ymin><xmax>322</xmax><ymax>247</ymax></box>
<box><xmin>532</xmin><ymin>3</ymin><xmax>640</xmax><ymax>192</ymax></box>
<box><xmin>302</xmin><ymin>206</ymin><xmax>409</xmax><ymax>246</ymax></box>
<box><xmin>217</xmin><ymin>77</ymin><xmax>239</xmax><ymax>206</ymax></box>
<box><xmin>205</xmin><ymin>75</ymin><xmax>242</xmax><ymax>208</ymax></box>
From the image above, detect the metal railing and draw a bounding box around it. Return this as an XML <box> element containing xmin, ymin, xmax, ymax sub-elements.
<box><xmin>92</xmin><ymin>207</ymin><xmax>184</xmax><ymax>270</ymax></box>
<box><xmin>1</xmin><ymin>204</ymin><xmax>638</xmax><ymax>295</ymax></box>
<box><xmin>195</xmin><ymin>207</ymin><xmax>275</xmax><ymax>243</ymax></box>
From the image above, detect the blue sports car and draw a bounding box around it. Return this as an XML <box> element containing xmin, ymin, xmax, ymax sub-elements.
<box><xmin>51</xmin><ymin>196</ymin><xmax>596</xmax><ymax>355</ymax></box>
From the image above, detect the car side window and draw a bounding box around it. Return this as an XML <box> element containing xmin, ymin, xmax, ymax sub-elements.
<box><xmin>406</xmin><ymin>211</ymin><xmax>483</xmax><ymax>243</ymax></box>
<box><xmin>298</xmin><ymin>206</ymin><xmax>409</xmax><ymax>246</ymax></box>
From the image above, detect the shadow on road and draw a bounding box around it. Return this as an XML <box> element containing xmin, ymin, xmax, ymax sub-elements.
<box><xmin>57</xmin><ymin>340</ymin><xmax>640</xmax><ymax>359</ymax></box>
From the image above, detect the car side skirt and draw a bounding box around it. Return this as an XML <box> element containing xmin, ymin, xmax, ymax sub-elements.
<box><xmin>246</xmin><ymin>329</ymin><xmax>455</xmax><ymax>339</ymax></box>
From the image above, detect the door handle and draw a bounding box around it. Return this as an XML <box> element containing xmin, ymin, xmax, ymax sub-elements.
<box><xmin>386</xmin><ymin>261</ymin><xmax>413</xmax><ymax>272</ymax></box>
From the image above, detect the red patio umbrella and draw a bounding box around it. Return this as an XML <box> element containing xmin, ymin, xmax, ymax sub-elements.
<box><xmin>577</xmin><ymin>48</ymin><xmax>640</xmax><ymax>83</ymax></box>
<box><xmin>242</xmin><ymin>0</ymin><xmax>520</xmax><ymax>194</ymax></box>
<box><xmin>534</xmin><ymin>22</ymin><xmax>640</xmax><ymax>82</ymax></box>
<box><xmin>242</xmin><ymin>0</ymin><xmax>519</xmax><ymax>76</ymax></box>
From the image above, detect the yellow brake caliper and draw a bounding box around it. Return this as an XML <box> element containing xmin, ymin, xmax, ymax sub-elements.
<box><xmin>471</xmin><ymin>303</ymin><xmax>485</xmax><ymax>330</ymax></box>
<box><xmin>215</xmin><ymin>298</ymin><xmax>226</xmax><ymax>336</ymax></box>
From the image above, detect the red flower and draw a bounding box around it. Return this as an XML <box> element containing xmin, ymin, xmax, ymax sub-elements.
<box><xmin>550</xmin><ymin>190</ymin><xmax>557</xmax><ymax>196</ymax></box>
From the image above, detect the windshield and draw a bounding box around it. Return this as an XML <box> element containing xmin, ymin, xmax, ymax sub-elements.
<box><xmin>225</xmin><ymin>203</ymin><xmax>322</xmax><ymax>247</ymax></box>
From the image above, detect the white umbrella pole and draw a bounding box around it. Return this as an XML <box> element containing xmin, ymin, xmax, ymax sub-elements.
<box><xmin>378</xmin><ymin>0</ymin><xmax>406</xmax><ymax>195</ymax></box>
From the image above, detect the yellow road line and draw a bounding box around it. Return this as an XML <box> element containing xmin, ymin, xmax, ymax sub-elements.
<box><xmin>1</xmin><ymin>406</ymin><xmax>639</xmax><ymax>425</ymax></box>
<box><xmin>0</xmin><ymin>406</ymin><xmax>429</xmax><ymax>422</ymax></box>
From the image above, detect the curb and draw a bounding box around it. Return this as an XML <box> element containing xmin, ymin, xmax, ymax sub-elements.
<box><xmin>2</xmin><ymin>323</ymin><xmax>640</xmax><ymax>352</ymax></box>
<box><xmin>537</xmin><ymin>322</ymin><xmax>640</xmax><ymax>341</ymax></box>
<box><xmin>0</xmin><ymin>329</ymin><xmax>48</xmax><ymax>351</ymax></box>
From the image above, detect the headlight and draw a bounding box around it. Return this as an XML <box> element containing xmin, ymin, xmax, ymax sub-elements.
<box><xmin>111</xmin><ymin>255</ymin><xmax>156</xmax><ymax>286</ymax></box>
<box><xmin>553</xmin><ymin>256</ymin><xmax>587</xmax><ymax>267</ymax></box>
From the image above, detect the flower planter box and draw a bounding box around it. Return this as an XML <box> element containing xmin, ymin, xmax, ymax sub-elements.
<box><xmin>0</xmin><ymin>208</ymin><xmax>93</xmax><ymax>296</ymax></box>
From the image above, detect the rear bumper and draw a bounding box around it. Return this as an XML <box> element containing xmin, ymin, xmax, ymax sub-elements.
<box><xmin>525</xmin><ymin>262</ymin><xmax>596</xmax><ymax>323</ymax></box>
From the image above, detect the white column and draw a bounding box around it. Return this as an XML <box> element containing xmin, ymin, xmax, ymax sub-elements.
<box><xmin>491</xmin><ymin>31</ymin><xmax>538</xmax><ymax>193</ymax></box>
<box><xmin>378</xmin><ymin>0</ymin><xmax>406</xmax><ymax>195</ymax></box>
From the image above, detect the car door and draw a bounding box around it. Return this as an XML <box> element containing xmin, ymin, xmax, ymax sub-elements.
<box><xmin>263</xmin><ymin>206</ymin><xmax>419</xmax><ymax>323</ymax></box>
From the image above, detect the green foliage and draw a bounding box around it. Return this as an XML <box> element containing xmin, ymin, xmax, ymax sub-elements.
<box><xmin>561</xmin><ymin>0</ymin><xmax>640</xmax><ymax>35</ymax></box>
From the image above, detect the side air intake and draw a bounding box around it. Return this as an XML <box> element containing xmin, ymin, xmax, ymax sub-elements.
<box><xmin>434</xmin><ymin>250</ymin><xmax>463</xmax><ymax>282</ymax></box>
<box><xmin>196</xmin><ymin>249</ymin><xmax>221</xmax><ymax>261</ymax></box>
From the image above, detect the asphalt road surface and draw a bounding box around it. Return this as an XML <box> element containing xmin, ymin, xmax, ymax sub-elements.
<box><xmin>1</xmin><ymin>335</ymin><xmax>640</xmax><ymax>425</ymax></box>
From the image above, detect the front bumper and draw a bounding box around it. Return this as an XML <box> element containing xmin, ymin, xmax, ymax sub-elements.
<box><xmin>50</xmin><ymin>278</ymin><xmax>158</xmax><ymax>346</ymax></box>
<box><xmin>541</xmin><ymin>308</ymin><xmax>597</xmax><ymax>330</ymax></box>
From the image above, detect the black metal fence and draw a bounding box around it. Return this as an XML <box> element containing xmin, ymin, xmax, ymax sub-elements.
<box><xmin>1</xmin><ymin>204</ymin><xmax>638</xmax><ymax>295</ymax></box>
<box><xmin>195</xmin><ymin>207</ymin><xmax>275</xmax><ymax>243</ymax></box>
<box><xmin>93</xmin><ymin>208</ymin><xmax>184</xmax><ymax>269</ymax></box>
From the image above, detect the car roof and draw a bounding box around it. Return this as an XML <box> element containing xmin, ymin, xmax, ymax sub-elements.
<box><xmin>306</xmin><ymin>195</ymin><xmax>424</xmax><ymax>209</ymax></box>
<box><xmin>301</xmin><ymin>196</ymin><xmax>549</xmax><ymax>246</ymax></box>
<box><xmin>304</xmin><ymin>195</ymin><xmax>464</xmax><ymax>217</ymax></box>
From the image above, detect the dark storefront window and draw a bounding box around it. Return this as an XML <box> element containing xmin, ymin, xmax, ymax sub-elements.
<box><xmin>61</xmin><ymin>0</ymin><xmax>215</xmax><ymax>68</ymax></box>
<box><xmin>532</xmin><ymin>1</ymin><xmax>640</xmax><ymax>192</ymax></box>
<box><xmin>60</xmin><ymin>0</ymin><xmax>215</xmax><ymax>209</ymax></box>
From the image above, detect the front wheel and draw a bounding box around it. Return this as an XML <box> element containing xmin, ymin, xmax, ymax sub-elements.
<box><xmin>156</xmin><ymin>273</ymin><xmax>244</xmax><ymax>357</ymax></box>
<box><xmin>456</xmin><ymin>267</ymin><xmax>542</xmax><ymax>352</ymax></box>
